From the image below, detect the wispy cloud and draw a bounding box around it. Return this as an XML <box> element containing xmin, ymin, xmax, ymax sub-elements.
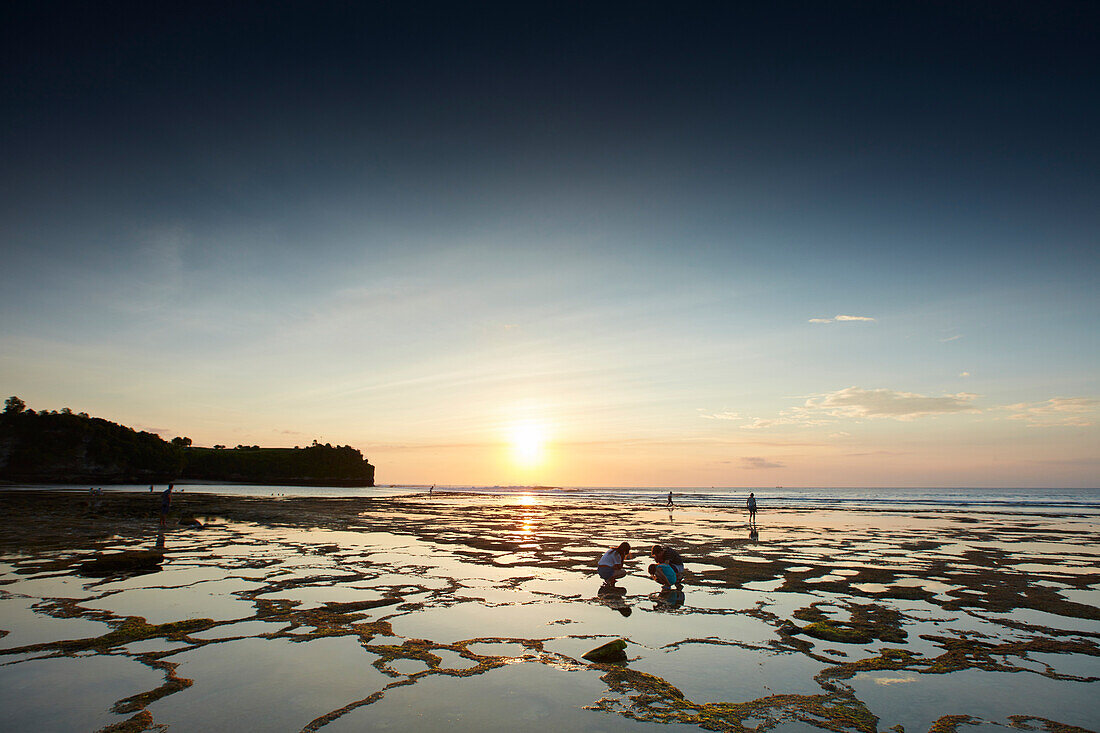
<box><xmin>809</xmin><ymin>315</ymin><xmax>876</xmax><ymax>324</ymax></box>
<box><xmin>803</xmin><ymin>387</ymin><xmax>979</xmax><ymax>420</ymax></box>
<box><xmin>959</xmin><ymin>372</ymin><xmax>970</xmax><ymax>377</ymax></box>
<box><xmin>740</xmin><ymin>386</ymin><xmax>981</xmax><ymax>430</ymax></box>
<box><xmin>1004</xmin><ymin>397</ymin><xmax>1097</xmax><ymax>427</ymax></box>
<box><xmin>939</xmin><ymin>334</ymin><xmax>963</xmax><ymax>342</ymax></box>
<box><xmin>698</xmin><ymin>410</ymin><xmax>741</xmax><ymax>420</ymax></box>
<box><xmin>740</xmin><ymin>416</ymin><xmax>834</xmax><ymax>430</ymax></box>
<box><xmin>741</xmin><ymin>456</ymin><xmax>785</xmax><ymax>469</ymax></box>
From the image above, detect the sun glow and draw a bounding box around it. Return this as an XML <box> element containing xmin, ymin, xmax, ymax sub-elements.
<box><xmin>509</xmin><ymin>421</ymin><xmax>547</xmax><ymax>467</ymax></box>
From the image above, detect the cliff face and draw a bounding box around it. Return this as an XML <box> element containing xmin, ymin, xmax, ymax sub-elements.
<box><xmin>181</xmin><ymin>446</ymin><xmax>375</xmax><ymax>486</ymax></box>
<box><xmin>0</xmin><ymin>408</ymin><xmax>375</xmax><ymax>486</ymax></box>
<box><xmin>0</xmin><ymin>411</ymin><xmax>182</xmax><ymax>483</ymax></box>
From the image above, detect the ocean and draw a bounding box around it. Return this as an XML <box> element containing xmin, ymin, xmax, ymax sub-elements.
<box><xmin>6</xmin><ymin>483</ymin><xmax>1099</xmax><ymax>514</ymax></box>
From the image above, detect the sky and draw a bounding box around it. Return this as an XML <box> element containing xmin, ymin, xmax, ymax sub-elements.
<box><xmin>2</xmin><ymin>2</ymin><xmax>1098</xmax><ymax>487</ymax></box>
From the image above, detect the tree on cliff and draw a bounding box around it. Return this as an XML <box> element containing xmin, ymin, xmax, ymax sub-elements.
<box><xmin>4</xmin><ymin>396</ymin><xmax>26</xmax><ymax>415</ymax></box>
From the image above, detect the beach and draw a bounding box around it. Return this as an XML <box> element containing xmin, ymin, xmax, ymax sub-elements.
<box><xmin>1</xmin><ymin>489</ymin><xmax>1097</xmax><ymax>732</ymax></box>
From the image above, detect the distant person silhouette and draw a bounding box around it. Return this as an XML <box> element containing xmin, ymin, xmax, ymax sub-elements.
<box><xmin>159</xmin><ymin>484</ymin><xmax>173</xmax><ymax>527</ymax></box>
<box><xmin>666</xmin><ymin>491</ymin><xmax>674</xmax><ymax>507</ymax></box>
<box><xmin>747</xmin><ymin>492</ymin><xmax>757</xmax><ymax>525</ymax></box>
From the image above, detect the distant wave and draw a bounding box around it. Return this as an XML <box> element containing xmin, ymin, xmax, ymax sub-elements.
<box><xmin>7</xmin><ymin>483</ymin><xmax>1099</xmax><ymax>513</ymax></box>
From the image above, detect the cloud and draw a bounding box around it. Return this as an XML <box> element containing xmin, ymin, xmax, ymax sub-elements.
<box><xmin>801</xmin><ymin>387</ymin><xmax>979</xmax><ymax>420</ymax></box>
<box><xmin>740</xmin><ymin>416</ymin><xmax>834</xmax><ymax>430</ymax></box>
<box><xmin>737</xmin><ymin>385</ymin><xmax>987</xmax><ymax>432</ymax></box>
<box><xmin>699</xmin><ymin>410</ymin><xmax>741</xmax><ymax>420</ymax></box>
<box><xmin>809</xmin><ymin>315</ymin><xmax>876</xmax><ymax>324</ymax></box>
<box><xmin>741</xmin><ymin>456</ymin><xmax>785</xmax><ymax>469</ymax></box>
<box><xmin>940</xmin><ymin>334</ymin><xmax>963</xmax><ymax>342</ymax></box>
<box><xmin>1004</xmin><ymin>397</ymin><xmax>1097</xmax><ymax>428</ymax></box>
<box><xmin>959</xmin><ymin>372</ymin><xmax>970</xmax><ymax>377</ymax></box>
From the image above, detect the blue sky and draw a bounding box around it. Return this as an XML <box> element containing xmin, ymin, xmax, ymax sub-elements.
<box><xmin>2</xmin><ymin>3</ymin><xmax>1097</xmax><ymax>486</ymax></box>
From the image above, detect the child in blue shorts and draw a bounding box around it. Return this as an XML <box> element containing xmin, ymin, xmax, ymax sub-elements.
<box><xmin>648</xmin><ymin>563</ymin><xmax>677</xmax><ymax>590</ymax></box>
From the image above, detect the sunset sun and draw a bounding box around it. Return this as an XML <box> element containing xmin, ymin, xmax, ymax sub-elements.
<box><xmin>509</xmin><ymin>421</ymin><xmax>547</xmax><ymax>467</ymax></box>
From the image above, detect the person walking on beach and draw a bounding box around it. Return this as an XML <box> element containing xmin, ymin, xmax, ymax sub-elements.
<box><xmin>666</xmin><ymin>491</ymin><xmax>674</xmax><ymax>507</ymax></box>
<box><xmin>651</xmin><ymin>545</ymin><xmax>685</xmax><ymax>589</ymax></box>
<box><xmin>747</xmin><ymin>492</ymin><xmax>757</xmax><ymax>525</ymax></box>
<box><xmin>159</xmin><ymin>484</ymin><xmax>173</xmax><ymax>527</ymax></box>
<box><xmin>597</xmin><ymin>542</ymin><xmax>631</xmax><ymax>590</ymax></box>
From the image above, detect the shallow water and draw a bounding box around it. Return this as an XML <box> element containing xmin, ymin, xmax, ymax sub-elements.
<box><xmin>0</xmin><ymin>490</ymin><xmax>1097</xmax><ymax>732</ymax></box>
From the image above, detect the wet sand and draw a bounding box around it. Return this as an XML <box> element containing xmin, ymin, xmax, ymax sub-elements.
<box><xmin>1</xmin><ymin>490</ymin><xmax>1097</xmax><ymax>733</ymax></box>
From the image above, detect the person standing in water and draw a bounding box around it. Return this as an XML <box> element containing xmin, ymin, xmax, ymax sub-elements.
<box><xmin>159</xmin><ymin>484</ymin><xmax>174</xmax><ymax>527</ymax></box>
<box><xmin>747</xmin><ymin>492</ymin><xmax>757</xmax><ymax>525</ymax></box>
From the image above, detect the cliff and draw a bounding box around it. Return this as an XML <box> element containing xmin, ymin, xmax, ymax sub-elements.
<box><xmin>0</xmin><ymin>408</ymin><xmax>182</xmax><ymax>483</ymax></box>
<box><xmin>0</xmin><ymin>399</ymin><xmax>374</xmax><ymax>486</ymax></box>
<box><xmin>181</xmin><ymin>445</ymin><xmax>375</xmax><ymax>486</ymax></box>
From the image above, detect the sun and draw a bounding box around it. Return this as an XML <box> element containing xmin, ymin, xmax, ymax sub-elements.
<box><xmin>510</xmin><ymin>421</ymin><xmax>546</xmax><ymax>467</ymax></box>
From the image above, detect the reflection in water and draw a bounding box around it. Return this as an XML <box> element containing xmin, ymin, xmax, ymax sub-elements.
<box><xmin>654</xmin><ymin>589</ymin><xmax>686</xmax><ymax>611</ymax></box>
<box><xmin>518</xmin><ymin>513</ymin><xmax>537</xmax><ymax>540</ymax></box>
<box><xmin>749</xmin><ymin>528</ymin><xmax>759</xmax><ymax>543</ymax></box>
<box><xmin>596</xmin><ymin>585</ymin><xmax>632</xmax><ymax>616</ymax></box>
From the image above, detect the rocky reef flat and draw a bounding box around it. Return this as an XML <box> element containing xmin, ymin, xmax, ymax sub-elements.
<box><xmin>0</xmin><ymin>490</ymin><xmax>1097</xmax><ymax>732</ymax></box>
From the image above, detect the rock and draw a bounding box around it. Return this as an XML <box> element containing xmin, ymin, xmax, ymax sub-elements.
<box><xmin>78</xmin><ymin>550</ymin><xmax>164</xmax><ymax>577</ymax></box>
<box><xmin>179</xmin><ymin>517</ymin><xmax>204</xmax><ymax>528</ymax></box>
<box><xmin>779</xmin><ymin>620</ymin><xmax>800</xmax><ymax>635</ymax></box>
<box><xmin>582</xmin><ymin>639</ymin><xmax>628</xmax><ymax>663</ymax></box>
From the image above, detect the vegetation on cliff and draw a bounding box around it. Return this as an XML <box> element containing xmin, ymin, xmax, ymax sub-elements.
<box><xmin>183</xmin><ymin>444</ymin><xmax>374</xmax><ymax>485</ymax></box>
<box><xmin>0</xmin><ymin>397</ymin><xmax>182</xmax><ymax>482</ymax></box>
<box><xmin>0</xmin><ymin>397</ymin><xmax>374</xmax><ymax>486</ymax></box>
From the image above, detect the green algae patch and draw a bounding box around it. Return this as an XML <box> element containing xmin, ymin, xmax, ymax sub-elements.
<box><xmin>928</xmin><ymin>715</ymin><xmax>978</xmax><ymax>733</ymax></box>
<box><xmin>60</xmin><ymin>616</ymin><xmax>214</xmax><ymax>651</ymax></box>
<box><xmin>1008</xmin><ymin>716</ymin><xmax>1097</xmax><ymax>733</ymax></box>
<box><xmin>819</xmin><ymin>634</ymin><xmax>1099</xmax><ymax>684</ymax></box>
<box><xmin>0</xmin><ymin>615</ymin><xmax>217</xmax><ymax>655</ymax></box>
<box><xmin>819</xmin><ymin>648</ymin><xmax>916</xmax><ymax>682</ymax></box>
<box><xmin>918</xmin><ymin>634</ymin><xmax>1100</xmax><ymax>679</ymax></box>
<box><xmin>591</xmin><ymin>665</ymin><xmax>878</xmax><ymax>733</ymax></box>
<box><xmin>802</xmin><ymin>622</ymin><xmax>872</xmax><ymax>644</ymax></box>
<box><xmin>96</xmin><ymin>709</ymin><xmax>158</xmax><ymax>733</ymax></box>
<box><xmin>790</xmin><ymin>602</ymin><xmax>907</xmax><ymax>646</ymax></box>
<box><xmin>368</xmin><ymin>638</ymin><xmax>445</xmax><ymax>677</ymax></box>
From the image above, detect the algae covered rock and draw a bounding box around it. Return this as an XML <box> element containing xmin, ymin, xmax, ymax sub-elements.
<box><xmin>78</xmin><ymin>550</ymin><xmax>164</xmax><ymax>577</ymax></box>
<box><xmin>778</xmin><ymin>620</ymin><xmax>800</xmax><ymax>635</ymax></box>
<box><xmin>582</xmin><ymin>638</ymin><xmax>628</xmax><ymax>663</ymax></box>
<box><xmin>801</xmin><ymin>621</ymin><xmax>872</xmax><ymax>644</ymax></box>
